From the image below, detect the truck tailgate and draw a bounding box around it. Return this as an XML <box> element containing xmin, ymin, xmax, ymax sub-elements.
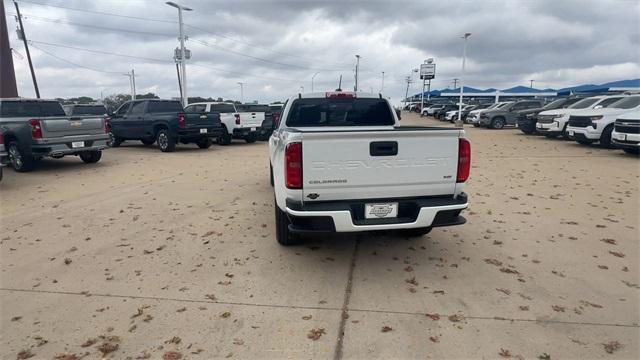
<box><xmin>238</xmin><ymin>112</ymin><xmax>263</xmax><ymax>128</ymax></box>
<box><xmin>301</xmin><ymin>129</ymin><xmax>460</xmax><ymax>201</ymax></box>
<box><xmin>41</xmin><ymin>116</ymin><xmax>104</xmax><ymax>137</ymax></box>
<box><xmin>185</xmin><ymin>113</ymin><xmax>220</xmax><ymax>127</ymax></box>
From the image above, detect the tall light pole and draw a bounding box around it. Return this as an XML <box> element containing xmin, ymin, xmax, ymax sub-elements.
<box><xmin>354</xmin><ymin>54</ymin><xmax>361</xmax><ymax>91</ymax></box>
<box><xmin>404</xmin><ymin>76</ymin><xmax>412</xmax><ymax>108</ymax></box>
<box><xmin>380</xmin><ymin>71</ymin><xmax>385</xmax><ymax>92</ymax></box>
<box><xmin>123</xmin><ymin>70</ymin><xmax>136</xmax><ymax>100</ymax></box>
<box><xmin>311</xmin><ymin>72</ymin><xmax>320</xmax><ymax>92</ymax></box>
<box><xmin>457</xmin><ymin>33</ymin><xmax>471</xmax><ymax>127</ymax></box>
<box><xmin>237</xmin><ymin>82</ymin><xmax>244</xmax><ymax>103</ymax></box>
<box><xmin>452</xmin><ymin>78</ymin><xmax>459</xmax><ymax>89</ymax></box>
<box><xmin>530</xmin><ymin>79</ymin><xmax>535</xmax><ymax>88</ymax></box>
<box><xmin>166</xmin><ymin>1</ymin><xmax>192</xmax><ymax>107</ymax></box>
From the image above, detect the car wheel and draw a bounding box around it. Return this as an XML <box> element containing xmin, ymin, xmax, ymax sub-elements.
<box><xmin>109</xmin><ymin>132</ymin><xmax>123</xmax><ymax>147</ymax></box>
<box><xmin>79</xmin><ymin>150</ymin><xmax>102</xmax><ymax>163</ymax></box>
<box><xmin>141</xmin><ymin>138</ymin><xmax>155</xmax><ymax>146</ymax></box>
<box><xmin>245</xmin><ymin>133</ymin><xmax>257</xmax><ymax>143</ymax></box>
<box><xmin>623</xmin><ymin>148</ymin><xmax>639</xmax><ymax>155</ymax></box>
<box><xmin>217</xmin><ymin>127</ymin><xmax>232</xmax><ymax>146</ymax></box>
<box><xmin>196</xmin><ymin>137</ymin><xmax>212</xmax><ymax>149</ymax></box>
<box><xmin>275</xmin><ymin>202</ymin><xmax>299</xmax><ymax>246</ymax></box>
<box><xmin>399</xmin><ymin>227</ymin><xmax>432</xmax><ymax>237</ymax></box>
<box><xmin>8</xmin><ymin>141</ymin><xmax>34</xmax><ymax>172</ymax></box>
<box><xmin>491</xmin><ymin>117</ymin><xmax>505</xmax><ymax>129</ymax></box>
<box><xmin>599</xmin><ymin>125</ymin><xmax>614</xmax><ymax>149</ymax></box>
<box><xmin>156</xmin><ymin>129</ymin><xmax>176</xmax><ymax>152</ymax></box>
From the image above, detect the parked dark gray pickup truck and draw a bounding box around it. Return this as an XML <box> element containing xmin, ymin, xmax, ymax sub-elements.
<box><xmin>0</xmin><ymin>98</ymin><xmax>109</xmax><ymax>172</ymax></box>
<box><xmin>478</xmin><ymin>100</ymin><xmax>544</xmax><ymax>129</ymax></box>
<box><xmin>108</xmin><ymin>99</ymin><xmax>222</xmax><ymax>152</ymax></box>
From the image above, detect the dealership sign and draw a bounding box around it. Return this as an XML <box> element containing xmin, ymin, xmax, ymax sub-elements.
<box><xmin>420</xmin><ymin>63</ymin><xmax>435</xmax><ymax>80</ymax></box>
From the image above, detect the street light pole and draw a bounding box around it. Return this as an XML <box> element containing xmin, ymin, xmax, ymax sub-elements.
<box><xmin>311</xmin><ymin>72</ymin><xmax>320</xmax><ymax>92</ymax></box>
<box><xmin>421</xmin><ymin>60</ymin><xmax>426</xmax><ymax>115</ymax></box>
<box><xmin>123</xmin><ymin>70</ymin><xmax>135</xmax><ymax>100</ymax></box>
<box><xmin>354</xmin><ymin>55</ymin><xmax>360</xmax><ymax>91</ymax></box>
<box><xmin>530</xmin><ymin>79</ymin><xmax>535</xmax><ymax>88</ymax></box>
<box><xmin>237</xmin><ymin>82</ymin><xmax>244</xmax><ymax>103</ymax></box>
<box><xmin>166</xmin><ymin>1</ymin><xmax>192</xmax><ymax>107</ymax></box>
<box><xmin>456</xmin><ymin>33</ymin><xmax>471</xmax><ymax>127</ymax></box>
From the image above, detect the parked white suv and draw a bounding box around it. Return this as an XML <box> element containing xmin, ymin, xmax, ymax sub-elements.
<box><xmin>536</xmin><ymin>95</ymin><xmax>626</xmax><ymax>138</ymax></box>
<box><xmin>611</xmin><ymin>110</ymin><xmax>640</xmax><ymax>155</ymax></box>
<box><xmin>186</xmin><ymin>102</ymin><xmax>264</xmax><ymax>144</ymax></box>
<box><xmin>269</xmin><ymin>91</ymin><xmax>470</xmax><ymax>245</ymax></box>
<box><xmin>566</xmin><ymin>95</ymin><xmax>640</xmax><ymax>147</ymax></box>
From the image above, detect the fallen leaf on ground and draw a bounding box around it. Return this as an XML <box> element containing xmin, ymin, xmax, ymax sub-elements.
<box><xmin>302</xmin><ymin>315</ymin><xmax>312</xmax><ymax>320</ymax></box>
<box><xmin>220</xmin><ymin>311</ymin><xmax>231</xmax><ymax>318</ymax></box>
<box><xmin>53</xmin><ymin>353</ymin><xmax>79</xmax><ymax>360</ymax></box>
<box><xmin>551</xmin><ymin>305</ymin><xmax>565</xmax><ymax>312</ymax></box>
<box><xmin>307</xmin><ymin>328</ymin><xmax>326</xmax><ymax>340</ymax></box>
<box><xmin>603</xmin><ymin>341</ymin><xmax>622</xmax><ymax>354</ymax></box>
<box><xmin>426</xmin><ymin>313</ymin><xmax>440</xmax><ymax>320</ymax></box>
<box><xmin>162</xmin><ymin>351</ymin><xmax>182</xmax><ymax>360</ymax></box>
<box><xmin>165</xmin><ymin>336</ymin><xmax>181</xmax><ymax>344</ymax></box>
<box><xmin>381</xmin><ymin>326</ymin><xmax>393</xmax><ymax>332</ymax></box>
<box><xmin>484</xmin><ymin>258</ymin><xmax>503</xmax><ymax>266</ymax></box>
<box><xmin>496</xmin><ymin>288</ymin><xmax>511</xmax><ymax>295</ymax></box>
<box><xmin>429</xmin><ymin>336</ymin><xmax>439</xmax><ymax>343</ymax></box>
<box><xmin>405</xmin><ymin>277</ymin><xmax>418</xmax><ymax>286</ymax></box>
<box><xmin>448</xmin><ymin>314</ymin><xmax>464</xmax><ymax>322</ymax></box>
<box><xmin>17</xmin><ymin>350</ymin><xmax>35</xmax><ymax>359</ymax></box>
<box><xmin>81</xmin><ymin>338</ymin><xmax>97</xmax><ymax>347</ymax></box>
<box><xmin>609</xmin><ymin>251</ymin><xmax>625</xmax><ymax>258</ymax></box>
<box><xmin>98</xmin><ymin>342</ymin><xmax>119</xmax><ymax>355</ymax></box>
<box><xmin>499</xmin><ymin>348</ymin><xmax>512</xmax><ymax>358</ymax></box>
<box><xmin>601</xmin><ymin>238</ymin><xmax>617</xmax><ymax>245</ymax></box>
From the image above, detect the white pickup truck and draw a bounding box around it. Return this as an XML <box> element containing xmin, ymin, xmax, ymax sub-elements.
<box><xmin>186</xmin><ymin>102</ymin><xmax>264</xmax><ymax>144</ymax></box>
<box><xmin>268</xmin><ymin>91</ymin><xmax>470</xmax><ymax>245</ymax></box>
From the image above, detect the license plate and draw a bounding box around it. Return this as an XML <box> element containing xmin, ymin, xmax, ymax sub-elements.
<box><xmin>250</xmin><ymin>127</ymin><xmax>256</xmax><ymax>131</ymax></box>
<box><xmin>71</xmin><ymin>141</ymin><xmax>85</xmax><ymax>148</ymax></box>
<box><xmin>568</xmin><ymin>130</ymin><xmax>574</xmax><ymax>136</ymax></box>
<box><xmin>200</xmin><ymin>128</ymin><xmax>207</xmax><ymax>134</ymax></box>
<box><xmin>365</xmin><ymin>203</ymin><xmax>398</xmax><ymax>219</ymax></box>
<box><xmin>614</xmin><ymin>133</ymin><xmax>626</xmax><ymax>141</ymax></box>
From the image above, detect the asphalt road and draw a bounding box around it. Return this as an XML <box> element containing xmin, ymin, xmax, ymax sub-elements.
<box><xmin>1</xmin><ymin>113</ymin><xmax>638</xmax><ymax>359</ymax></box>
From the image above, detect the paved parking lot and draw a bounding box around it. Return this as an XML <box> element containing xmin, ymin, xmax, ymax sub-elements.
<box><xmin>1</xmin><ymin>112</ymin><xmax>638</xmax><ymax>359</ymax></box>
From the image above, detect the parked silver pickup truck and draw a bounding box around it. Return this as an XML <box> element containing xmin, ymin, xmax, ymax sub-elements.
<box><xmin>0</xmin><ymin>98</ymin><xmax>109</xmax><ymax>172</ymax></box>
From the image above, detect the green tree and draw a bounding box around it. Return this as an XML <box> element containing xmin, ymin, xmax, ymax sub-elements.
<box><xmin>103</xmin><ymin>93</ymin><xmax>131</xmax><ymax>112</ymax></box>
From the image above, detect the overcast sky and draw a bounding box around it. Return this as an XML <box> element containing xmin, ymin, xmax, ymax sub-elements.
<box><xmin>5</xmin><ymin>0</ymin><xmax>640</xmax><ymax>104</ymax></box>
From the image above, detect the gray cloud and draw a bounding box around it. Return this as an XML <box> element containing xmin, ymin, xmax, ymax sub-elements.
<box><xmin>6</xmin><ymin>0</ymin><xmax>639</xmax><ymax>103</ymax></box>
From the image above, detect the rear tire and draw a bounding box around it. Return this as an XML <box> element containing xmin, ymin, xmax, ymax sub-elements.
<box><xmin>156</xmin><ymin>129</ymin><xmax>176</xmax><ymax>152</ymax></box>
<box><xmin>8</xmin><ymin>141</ymin><xmax>34</xmax><ymax>172</ymax></box>
<box><xmin>399</xmin><ymin>227</ymin><xmax>432</xmax><ymax>237</ymax></box>
<box><xmin>599</xmin><ymin>125</ymin><xmax>614</xmax><ymax>149</ymax></box>
<box><xmin>79</xmin><ymin>150</ymin><xmax>102</xmax><ymax>163</ymax></box>
<box><xmin>275</xmin><ymin>203</ymin><xmax>299</xmax><ymax>246</ymax></box>
<box><xmin>196</xmin><ymin>137</ymin><xmax>213</xmax><ymax>149</ymax></box>
<box><xmin>218</xmin><ymin>127</ymin><xmax>232</xmax><ymax>145</ymax></box>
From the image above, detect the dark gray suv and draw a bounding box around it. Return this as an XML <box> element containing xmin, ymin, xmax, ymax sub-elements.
<box><xmin>479</xmin><ymin>100</ymin><xmax>544</xmax><ymax>129</ymax></box>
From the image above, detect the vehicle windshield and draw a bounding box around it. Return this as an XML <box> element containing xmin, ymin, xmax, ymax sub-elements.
<box><xmin>608</xmin><ymin>96</ymin><xmax>640</xmax><ymax>109</ymax></box>
<box><xmin>568</xmin><ymin>97</ymin><xmax>600</xmax><ymax>109</ymax></box>
<box><xmin>286</xmin><ymin>97</ymin><xmax>394</xmax><ymax>127</ymax></box>
<box><xmin>0</xmin><ymin>101</ymin><xmax>66</xmax><ymax>117</ymax></box>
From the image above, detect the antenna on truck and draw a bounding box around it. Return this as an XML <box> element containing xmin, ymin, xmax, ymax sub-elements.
<box><xmin>336</xmin><ymin>75</ymin><xmax>342</xmax><ymax>91</ymax></box>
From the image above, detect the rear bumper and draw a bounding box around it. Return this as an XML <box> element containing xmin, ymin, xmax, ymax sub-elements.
<box><xmin>178</xmin><ymin>126</ymin><xmax>222</xmax><ymax>140</ymax></box>
<box><xmin>233</xmin><ymin>127</ymin><xmax>260</xmax><ymax>137</ymax></box>
<box><xmin>32</xmin><ymin>134</ymin><xmax>109</xmax><ymax>156</ymax></box>
<box><xmin>284</xmin><ymin>193</ymin><xmax>468</xmax><ymax>233</ymax></box>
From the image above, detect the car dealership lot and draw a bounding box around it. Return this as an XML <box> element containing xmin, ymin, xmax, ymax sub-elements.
<box><xmin>1</xmin><ymin>113</ymin><xmax>638</xmax><ymax>359</ymax></box>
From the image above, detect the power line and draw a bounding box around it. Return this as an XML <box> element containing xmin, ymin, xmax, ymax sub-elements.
<box><xmin>28</xmin><ymin>40</ymin><xmax>303</xmax><ymax>83</ymax></box>
<box><xmin>29</xmin><ymin>43</ymin><xmax>123</xmax><ymax>74</ymax></box>
<box><xmin>13</xmin><ymin>0</ymin><xmax>353</xmax><ymax>70</ymax></box>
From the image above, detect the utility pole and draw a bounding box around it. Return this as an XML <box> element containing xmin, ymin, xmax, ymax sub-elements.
<box><xmin>452</xmin><ymin>78</ymin><xmax>459</xmax><ymax>89</ymax></box>
<box><xmin>354</xmin><ymin>54</ymin><xmax>360</xmax><ymax>91</ymax></box>
<box><xmin>166</xmin><ymin>2</ymin><xmax>192</xmax><ymax>107</ymax></box>
<box><xmin>456</xmin><ymin>33</ymin><xmax>471</xmax><ymax>127</ymax></box>
<box><xmin>14</xmin><ymin>0</ymin><xmax>39</xmax><ymax>98</ymax></box>
<box><xmin>237</xmin><ymin>82</ymin><xmax>244</xmax><ymax>103</ymax></box>
<box><xmin>530</xmin><ymin>79</ymin><xmax>535</xmax><ymax>88</ymax></box>
<box><xmin>421</xmin><ymin>60</ymin><xmax>427</xmax><ymax>115</ymax></box>
<box><xmin>123</xmin><ymin>70</ymin><xmax>136</xmax><ymax>100</ymax></box>
<box><xmin>176</xmin><ymin>63</ymin><xmax>183</xmax><ymax>100</ymax></box>
<box><xmin>404</xmin><ymin>76</ymin><xmax>412</xmax><ymax>108</ymax></box>
<box><xmin>1</xmin><ymin>1</ymin><xmax>18</xmax><ymax>97</ymax></box>
<box><xmin>380</xmin><ymin>71</ymin><xmax>385</xmax><ymax>92</ymax></box>
<box><xmin>311</xmin><ymin>72</ymin><xmax>320</xmax><ymax>92</ymax></box>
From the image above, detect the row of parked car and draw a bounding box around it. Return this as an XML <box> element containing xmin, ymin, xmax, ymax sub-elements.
<box><xmin>418</xmin><ymin>93</ymin><xmax>640</xmax><ymax>155</ymax></box>
<box><xmin>0</xmin><ymin>98</ymin><xmax>284</xmax><ymax>181</ymax></box>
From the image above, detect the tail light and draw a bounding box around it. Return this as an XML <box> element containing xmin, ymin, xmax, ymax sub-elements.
<box><xmin>285</xmin><ymin>142</ymin><xmax>303</xmax><ymax>189</ymax></box>
<box><xmin>103</xmin><ymin>116</ymin><xmax>111</xmax><ymax>133</ymax></box>
<box><xmin>234</xmin><ymin>113</ymin><xmax>241</xmax><ymax>125</ymax></box>
<box><xmin>29</xmin><ymin>119</ymin><xmax>43</xmax><ymax>139</ymax></box>
<box><xmin>457</xmin><ymin>138</ymin><xmax>471</xmax><ymax>183</ymax></box>
<box><xmin>178</xmin><ymin>112</ymin><xmax>186</xmax><ymax>129</ymax></box>
<box><xmin>273</xmin><ymin>113</ymin><xmax>281</xmax><ymax>127</ymax></box>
